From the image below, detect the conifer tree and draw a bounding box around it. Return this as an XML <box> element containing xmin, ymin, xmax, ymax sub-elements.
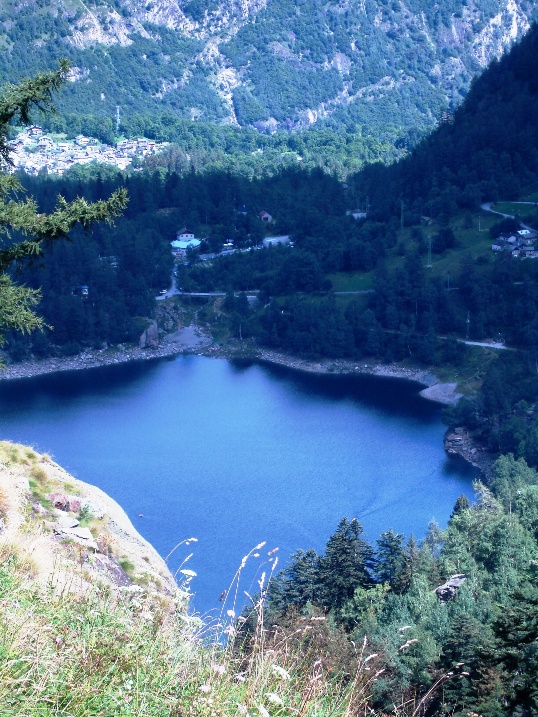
<box><xmin>0</xmin><ymin>60</ymin><xmax>127</xmax><ymax>340</ymax></box>
<box><xmin>317</xmin><ymin>517</ymin><xmax>374</xmax><ymax>612</ymax></box>
<box><xmin>268</xmin><ymin>548</ymin><xmax>320</xmax><ymax>613</ymax></box>
<box><xmin>450</xmin><ymin>493</ymin><xmax>471</xmax><ymax>521</ymax></box>
<box><xmin>375</xmin><ymin>529</ymin><xmax>407</xmax><ymax>593</ymax></box>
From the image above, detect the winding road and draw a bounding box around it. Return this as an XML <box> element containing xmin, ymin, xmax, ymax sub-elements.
<box><xmin>481</xmin><ymin>201</ymin><xmax>537</xmax><ymax>232</ymax></box>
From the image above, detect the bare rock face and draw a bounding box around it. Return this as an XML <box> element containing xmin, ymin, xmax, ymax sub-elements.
<box><xmin>2</xmin><ymin>441</ymin><xmax>178</xmax><ymax>602</ymax></box>
<box><xmin>55</xmin><ymin>514</ymin><xmax>80</xmax><ymax>529</ymax></box>
<box><xmin>139</xmin><ymin>320</ymin><xmax>159</xmax><ymax>349</ymax></box>
<box><xmin>52</xmin><ymin>524</ymin><xmax>99</xmax><ymax>552</ymax></box>
<box><xmin>435</xmin><ymin>574</ymin><xmax>466</xmax><ymax>601</ymax></box>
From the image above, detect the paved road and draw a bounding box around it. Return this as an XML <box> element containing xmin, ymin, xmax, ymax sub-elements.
<box><xmin>462</xmin><ymin>340</ymin><xmax>511</xmax><ymax>350</ymax></box>
<box><xmin>481</xmin><ymin>202</ymin><xmax>536</xmax><ymax>232</ymax></box>
<box><xmin>156</xmin><ymin>272</ymin><xmax>183</xmax><ymax>300</ymax></box>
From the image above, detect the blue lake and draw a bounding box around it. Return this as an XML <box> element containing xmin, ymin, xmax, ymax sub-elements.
<box><xmin>0</xmin><ymin>355</ymin><xmax>477</xmax><ymax>614</ymax></box>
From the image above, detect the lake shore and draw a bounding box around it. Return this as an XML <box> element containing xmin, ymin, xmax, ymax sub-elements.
<box><xmin>0</xmin><ymin>335</ymin><xmax>462</xmax><ymax>405</ymax></box>
<box><xmin>245</xmin><ymin>348</ymin><xmax>463</xmax><ymax>405</ymax></box>
<box><xmin>0</xmin><ymin>325</ymin><xmax>211</xmax><ymax>381</ymax></box>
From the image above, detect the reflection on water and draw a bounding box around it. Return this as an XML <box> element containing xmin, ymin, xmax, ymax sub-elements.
<box><xmin>0</xmin><ymin>355</ymin><xmax>477</xmax><ymax>614</ymax></box>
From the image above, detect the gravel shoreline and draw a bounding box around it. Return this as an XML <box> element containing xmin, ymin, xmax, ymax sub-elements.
<box><xmin>0</xmin><ymin>324</ymin><xmax>213</xmax><ymax>381</ymax></box>
<box><xmin>0</xmin><ymin>343</ymin><xmax>186</xmax><ymax>381</ymax></box>
<box><xmin>250</xmin><ymin>348</ymin><xmax>462</xmax><ymax>405</ymax></box>
<box><xmin>0</xmin><ymin>338</ymin><xmax>462</xmax><ymax>406</ymax></box>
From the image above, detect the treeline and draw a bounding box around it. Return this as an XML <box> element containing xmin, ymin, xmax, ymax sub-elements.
<box><xmin>191</xmin><ymin>217</ymin><xmax>538</xmax><ymax>365</ymax></box>
<box><xmin>122</xmin><ymin>120</ymin><xmax>396</xmax><ymax>179</ymax></box>
<box><xmin>252</xmin><ymin>455</ymin><xmax>538</xmax><ymax>715</ymax></box>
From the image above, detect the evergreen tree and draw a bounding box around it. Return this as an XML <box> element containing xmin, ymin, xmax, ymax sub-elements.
<box><xmin>489</xmin><ymin>583</ymin><xmax>538</xmax><ymax>715</ymax></box>
<box><xmin>268</xmin><ymin>548</ymin><xmax>320</xmax><ymax>613</ymax></box>
<box><xmin>450</xmin><ymin>493</ymin><xmax>471</xmax><ymax>521</ymax></box>
<box><xmin>317</xmin><ymin>517</ymin><xmax>374</xmax><ymax>612</ymax></box>
<box><xmin>0</xmin><ymin>61</ymin><xmax>127</xmax><ymax>340</ymax></box>
<box><xmin>375</xmin><ymin>529</ymin><xmax>407</xmax><ymax>593</ymax></box>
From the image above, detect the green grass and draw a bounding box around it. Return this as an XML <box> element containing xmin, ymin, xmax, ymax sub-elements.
<box><xmin>0</xmin><ymin>532</ymin><xmax>409</xmax><ymax>717</ymax></box>
<box><xmin>492</xmin><ymin>201</ymin><xmax>538</xmax><ymax>216</ymax></box>
<box><xmin>328</xmin><ymin>271</ymin><xmax>373</xmax><ymax>291</ymax></box>
<box><xmin>119</xmin><ymin>558</ymin><xmax>136</xmax><ymax>576</ymax></box>
<box><xmin>330</xmin><ymin>211</ymin><xmax>496</xmax><ymax>294</ymax></box>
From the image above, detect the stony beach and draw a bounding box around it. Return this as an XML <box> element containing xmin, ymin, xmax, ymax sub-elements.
<box><xmin>0</xmin><ymin>325</ymin><xmax>212</xmax><ymax>381</ymax></box>
<box><xmin>0</xmin><ymin>331</ymin><xmax>462</xmax><ymax>405</ymax></box>
<box><xmin>252</xmin><ymin>348</ymin><xmax>462</xmax><ymax>405</ymax></box>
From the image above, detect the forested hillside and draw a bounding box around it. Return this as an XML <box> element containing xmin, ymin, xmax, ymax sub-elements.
<box><xmin>8</xmin><ymin>25</ymin><xmax>538</xmax><ymax>409</ymax></box>
<box><xmin>257</xmin><ymin>457</ymin><xmax>538</xmax><ymax>716</ymax></box>
<box><xmin>0</xmin><ymin>0</ymin><xmax>535</xmax><ymax>149</ymax></box>
<box><xmin>356</xmin><ymin>22</ymin><xmax>538</xmax><ymax>220</ymax></box>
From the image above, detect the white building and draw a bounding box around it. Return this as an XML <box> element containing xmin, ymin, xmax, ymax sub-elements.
<box><xmin>171</xmin><ymin>237</ymin><xmax>201</xmax><ymax>258</ymax></box>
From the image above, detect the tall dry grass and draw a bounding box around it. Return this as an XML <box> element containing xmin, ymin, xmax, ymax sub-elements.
<box><xmin>0</xmin><ymin>531</ymin><xmax>404</xmax><ymax>717</ymax></box>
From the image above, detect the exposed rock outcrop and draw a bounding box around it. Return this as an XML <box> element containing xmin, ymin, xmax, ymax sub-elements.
<box><xmin>444</xmin><ymin>427</ymin><xmax>496</xmax><ymax>481</ymax></box>
<box><xmin>435</xmin><ymin>574</ymin><xmax>466</xmax><ymax>601</ymax></box>
<box><xmin>51</xmin><ymin>523</ymin><xmax>99</xmax><ymax>551</ymax></box>
<box><xmin>0</xmin><ymin>441</ymin><xmax>177</xmax><ymax>599</ymax></box>
<box><xmin>139</xmin><ymin>320</ymin><xmax>159</xmax><ymax>349</ymax></box>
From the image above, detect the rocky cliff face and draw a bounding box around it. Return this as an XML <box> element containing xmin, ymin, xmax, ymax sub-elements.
<box><xmin>1</xmin><ymin>0</ymin><xmax>536</xmax><ymax>133</ymax></box>
<box><xmin>0</xmin><ymin>441</ymin><xmax>177</xmax><ymax>601</ymax></box>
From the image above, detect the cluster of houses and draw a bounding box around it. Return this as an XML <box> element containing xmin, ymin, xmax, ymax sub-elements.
<box><xmin>491</xmin><ymin>228</ymin><xmax>538</xmax><ymax>259</ymax></box>
<box><xmin>7</xmin><ymin>126</ymin><xmax>167</xmax><ymax>175</ymax></box>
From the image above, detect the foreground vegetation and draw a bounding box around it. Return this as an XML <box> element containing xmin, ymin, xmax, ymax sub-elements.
<box><xmin>0</xmin><ymin>490</ymin><xmax>413</xmax><ymax>717</ymax></box>
<box><xmin>2</xmin><ymin>442</ymin><xmax>538</xmax><ymax>716</ymax></box>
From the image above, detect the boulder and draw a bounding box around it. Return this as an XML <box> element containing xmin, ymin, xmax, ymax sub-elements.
<box><xmin>55</xmin><ymin>514</ymin><xmax>80</xmax><ymax>529</ymax></box>
<box><xmin>139</xmin><ymin>320</ymin><xmax>159</xmax><ymax>349</ymax></box>
<box><xmin>48</xmin><ymin>492</ymin><xmax>69</xmax><ymax>511</ymax></box>
<box><xmin>435</xmin><ymin>574</ymin><xmax>466</xmax><ymax>601</ymax></box>
<box><xmin>52</xmin><ymin>524</ymin><xmax>98</xmax><ymax>551</ymax></box>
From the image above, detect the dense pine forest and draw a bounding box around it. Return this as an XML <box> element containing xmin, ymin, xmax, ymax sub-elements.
<box><xmin>9</xmin><ymin>26</ymin><xmax>538</xmax><ymax>384</ymax></box>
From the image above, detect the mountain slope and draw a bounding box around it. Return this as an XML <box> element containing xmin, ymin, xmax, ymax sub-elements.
<box><xmin>0</xmin><ymin>0</ymin><xmax>536</xmax><ymax>141</ymax></box>
<box><xmin>356</xmin><ymin>21</ymin><xmax>538</xmax><ymax>218</ymax></box>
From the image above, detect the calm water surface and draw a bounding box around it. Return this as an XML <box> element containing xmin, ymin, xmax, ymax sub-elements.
<box><xmin>0</xmin><ymin>355</ymin><xmax>477</xmax><ymax>614</ymax></box>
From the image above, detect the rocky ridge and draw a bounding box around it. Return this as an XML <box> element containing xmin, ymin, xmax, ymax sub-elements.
<box><xmin>0</xmin><ymin>441</ymin><xmax>179</xmax><ymax>602</ymax></box>
<box><xmin>444</xmin><ymin>426</ymin><xmax>497</xmax><ymax>480</ymax></box>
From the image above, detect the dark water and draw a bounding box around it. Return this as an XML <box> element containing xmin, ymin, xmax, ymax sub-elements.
<box><xmin>0</xmin><ymin>356</ymin><xmax>477</xmax><ymax>615</ymax></box>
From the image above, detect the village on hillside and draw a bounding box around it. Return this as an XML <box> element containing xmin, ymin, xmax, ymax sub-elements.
<box><xmin>7</xmin><ymin>126</ymin><xmax>168</xmax><ymax>175</ymax></box>
<box><xmin>491</xmin><ymin>227</ymin><xmax>538</xmax><ymax>258</ymax></box>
